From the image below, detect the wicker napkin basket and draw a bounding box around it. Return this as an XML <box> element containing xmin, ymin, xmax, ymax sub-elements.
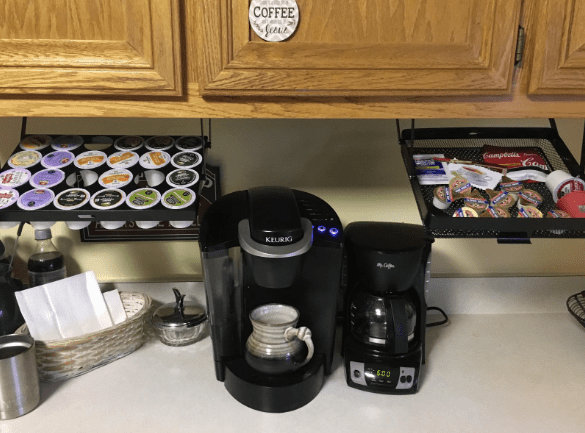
<box><xmin>15</xmin><ymin>291</ymin><xmax>152</xmax><ymax>382</ymax></box>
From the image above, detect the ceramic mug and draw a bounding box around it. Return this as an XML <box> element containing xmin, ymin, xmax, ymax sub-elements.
<box><xmin>245</xmin><ymin>304</ymin><xmax>314</xmax><ymax>375</ymax></box>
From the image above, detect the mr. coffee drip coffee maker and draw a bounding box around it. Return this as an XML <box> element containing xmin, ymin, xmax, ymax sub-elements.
<box><xmin>199</xmin><ymin>186</ymin><xmax>343</xmax><ymax>412</ymax></box>
<box><xmin>343</xmin><ymin>222</ymin><xmax>434</xmax><ymax>394</ymax></box>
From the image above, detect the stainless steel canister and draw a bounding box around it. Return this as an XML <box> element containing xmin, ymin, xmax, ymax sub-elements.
<box><xmin>0</xmin><ymin>334</ymin><xmax>40</xmax><ymax>419</ymax></box>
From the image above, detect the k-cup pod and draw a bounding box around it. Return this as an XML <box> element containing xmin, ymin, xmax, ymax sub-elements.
<box><xmin>161</xmin><ymin>187</ymin><xmax>196</xmax><ymax>210</ymax></box>
<box><xmin>557</xmin><ymin>191</ymin><xmax>585</xmax><ymax>218</ymax></box>
<box><xmin>80</xmin><ymin>170</ymin><xmax>98</xmax><ymax>187</ymax></box>
<box><xmin>51</xmin><ymin>135</ymin><xmax>84</xmax><ymax>151</ymax></box>
<box><xmin>0</xmin><ymin>189</ymin><xmax>19</xmax><ymax>210</ymax></box>
<box><xmin>8</xmin><ymin>150</ymin><xmax>42</xmax><ymax>169</ymax></box>
<box><xmin>545</xmin><ymin>170</ymin><xmax>585</xmax><ymax>203</ymax></box>
<box><xmin>84</xmin><ymin>136</ymin><xmax>113</xmax><ymax>151</ymax></box>
<box><xmin>41</xmin><ymin>150</ymin><xmax>74</xmax><ymax>169</ymax></box>
<box><xmin>135</xmin><ymin>221</ymin><xmax>160</xmax><ymax>229</ymax></box>
<box><xmin>17</xmin><ymin>189</ymin><xmax>55</xmax><ymax>211</ymax></box>
<box><xmin>75</xmin><ymin>150</ymin><xmax>107</xmax><ymax>170</ymax></box>
<box><xmin>100</xmin><ymin>221</ymin><xmax>126</xmax><ymax>230</ymax></box>
<box><xmin>518</xmin><ymin>206</ymin><xmax>543</xmax><ymax>218</ymax></box>
<box><xmin>29</xmin><ymin>221</ymin><xmax>56</xmax><ymax>229</ymax></box>
<box><xmin>139</xmin><ymin>151</ymin><xmax>170</xmax><ymax>170</ymax></box>
<box><xmin>432</xmin><ymin>186</ymin><xmax>452</xmax><ymax>210</ymax></box>
<box><xmin>30</xmin><ymin>168</ymin><xmax>65</xmax><ymax>189</ymax></box>
<box><xmin>144</xmin><ymin>170</ymin><xmax>165</xmax><ymax>187</ymax></box>
<box><xmin>170</xmin><ymin>221</ymin><xmax>194</xmax><ymax>229</ymax></box>
<box><xmin>65</xmin><ymin>221</ymin><xmax>92</xmax><ymax>230</ymax></box>
<box><xmin>19</xmin><ymin>135</ymin><xmax>51</xmax><ymax>151</ymax></box>
<box><xmin>145</xmin><ymin>136</ymin><xmax>175</xmax><ymax>151</ymax></box>
<box><xmin>54</xmin><ymin>188</ymin><xmax>91</xmax><ymax>211</ymax></box>
<box><xmin>171</xmin><ymin>151</ymin><xmax>202</xmax><ymax>169</ymax></box>
<box><xmin>98</xmin><ymin>168</ymin><xmax>133</xmax><ymax>189</ymax></box>
<box><xmin>107</xmin><ymin>151</ymin><xmax>139</xmax><ymax>169</ymax></box>
<box><xmin>126</xmin><ymin>188</ymin><xmax>161</xmax><ymax>209</ymax></box>
<box><xmin>0</xmin><ymin>168</ymin><xmax>31</xmax><ymax>189</ymax></box>
<box><xmin>176</xmin><ymin>136</ymin><xmax>204</xmax><ymax>152</ymax></box>
<box><xmin>114</xmin><ymin>135</ymin><xmax>144</xmax><ymax>152</ymax></box>
<box><xmin>453</xmin><ymin>206</ymin><xmax>478</xmax><ymax>217</ymax></box>
<box><xmin>166</xmin><ymin>168</ymin><xmax>199</xmax><ymax>189</ymax></box>
<box><xmin>90</xmin><ymin>188</ymin><xmax>126</xmax><ymax>210</ymax></box>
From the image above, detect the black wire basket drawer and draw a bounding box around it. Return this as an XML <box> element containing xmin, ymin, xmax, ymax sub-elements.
<box><xmin>400</xmin><ymin>126</ymin><xmax>585</xmax><ymax>240</ymax></box>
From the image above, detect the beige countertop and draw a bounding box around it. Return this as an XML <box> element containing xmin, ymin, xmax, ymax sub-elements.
<box><xmin>4</xmin><ymin>280</ymin><xmax>585</xmax><ymax>433</ymax></box>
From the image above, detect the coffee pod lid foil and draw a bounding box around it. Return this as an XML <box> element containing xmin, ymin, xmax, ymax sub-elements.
<box><xmin>98</xmin><ymin>168</ymin><xmax>133</xmax><ymax>188</ymax></box>
<box><xmin>518</xmin><ymin>206</ymin><xmax>543</xmax><ymax>218</ymax></box>
<box><xmin>51</xmin><ymin>135</ymin><xmax>84</xmax><ymax>151</ymax></box>
<box><xmin>8</xmin><ymin>150</ymin><xmax>42</xmax><ymax>169</ymax></box>
<box><xmin>0</xmin><ymin>189</ymin><xmax>19</xmax><ymax>210</ymax></box>
<box><xmin>19</xmin><ymin>135</ymin><xmax>51</xmax><ymax>151</ymax></box>
<box><xmin>126</xmin><ymin>188</ymin><xmax>161</xmax><ymax>210</ymax></box>
<box><xmin>479</xmin><ymin>206</ymin><xmax>511</xmax><ymax>218</ymax></box>
<box><xmin>17</xmin><ymin>188</ymin><xmax>55</xmax><ymax>210</ymax></box>
<box><xmin>140</xmin><ymin>151</ymin><xmax>171</xmax><ymax>170</ymax></box>
<box><xmin>30</xmin><ymin>168</ymin><xmax>65</xmax><ymax>189</ymax></box>
<box><xmin>107</xmin><ymin>151</ymin><xmax>139</xmax><ymax>169</ymax></box>
<box><xmin>449</xmin><ymin>176</ymin><xmax>472</xmax><ymax>199</ymax></box>
<box><xmin>114</xmin><ymin>135</ymin><xmax>144</xmax><ymax>151</ymax></box>
<box><xmin>464</xmin><ymin>190</ymin><xmax>489</xmax><ymax>213</ymax></box>
<box><xmin>171</xmin><ymin>151</ymin><xmax>202</xmax><ymax>169</ymax></box>
<box><xmin>91</xmin><ymin>189</ymin><xmax>126</xmax><ymax>210</ymax></box>
<box><xmin>162</xmin><ymin>187</ymin><xmax>196</xmax><ymax>210</ymax></box>
<box><xmin>453</xmin><ymin>206</ymin><xmax>478</xmax><ymax>217</ymax></box>
<box><xmin>41</xmin><ymin>150</ymin><xmax>74</xmax><ymax>169</ymax></box>
<box><xmin>176</xmin><ymin>136</ymin><xmax>204</xmax><ymax>152</ymax></box>
<box><xmin>145</xmin><ymin>136</ymin><xmax>175</xmax><ymax>151</ymax></box>
<box><xmin>487</xmin><ymin>189</ymin><xmax>516</xmax><ymax>208</ymax></box>
<box><xmin>54</xmin><ymin>188</ymin><xmax>91</xmax><ymax>210</ymax></box>
<box><xmin>547</xmin><ymin>209</ymin><xmax>571</xmax><ymax>218</ymax></box>
<box><xmin>518</xmin><ymin>189</ymin><xmax>543</xmax><ymax>208</ymax></box>
<box><xmin>0</xmin><ymin>168</ymin><xmax>31</xmax><ymax>189</ymax></box>
<box><xmin>167</xmin><ymin>168</ymin><xmax>199</xmax><ymax>188</ymax></box>
<box><xmin>75</xmin><ymin>151</ymin><xmax>107</xmax><ymax>169</ymax></box>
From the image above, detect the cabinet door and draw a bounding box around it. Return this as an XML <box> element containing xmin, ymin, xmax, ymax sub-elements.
<box><xmin>0</xmin><ymin>0</ymin><xmax>182</xmax><ymax>96</ymax></box>
<box><xmin>528</xmin><ymin>0</ymin><xmax>585</xmax><ymax>94</ymax></box>
<box><xmin>197</xmin><ymin>0</ymin><xmax>521</xmax><ymax>97</ymax></box>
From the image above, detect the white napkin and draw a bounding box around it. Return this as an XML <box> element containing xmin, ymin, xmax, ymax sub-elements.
<box><xmin>15</xmin><ymin>271</ymin><xmax>117</xmax><ymax>341</ymax></box>
<box><xmin>103</xmin><ymin>289</ymin><xmax>127</xmax><ymax>325</ymax></box>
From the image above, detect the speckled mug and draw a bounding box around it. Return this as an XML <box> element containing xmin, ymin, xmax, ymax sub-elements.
<box><xmin>245</xmin><ymin>304</ymin><xmax>314</xmax><ymax>375</ymax></box>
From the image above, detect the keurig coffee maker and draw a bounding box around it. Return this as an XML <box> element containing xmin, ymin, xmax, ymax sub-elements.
<box><xmin>343</xmin><ymin>222</ymin><xmax>434</xmax><ymax>394</ymax></box>
<box><xmin>199</xmin><ymin>186</ymin><xmax>343</xmax><ymax>412</ymax></box>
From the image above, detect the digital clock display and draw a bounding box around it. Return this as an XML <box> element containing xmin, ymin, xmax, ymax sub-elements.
<box><xmin>376</xmin><ymin>370</ymin><xmax>391</xmax><ymax>377</ymax></box>
<box><xmin>364</xmin><ymin>365</ymin><xmax>396</xmax><ymax>386</ymax></box>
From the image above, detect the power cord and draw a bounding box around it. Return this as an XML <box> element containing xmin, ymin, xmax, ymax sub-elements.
<box><xmin>426</xmin><ymin>306</ymin><xmax>449</xmax><ymax>327</ymax></box>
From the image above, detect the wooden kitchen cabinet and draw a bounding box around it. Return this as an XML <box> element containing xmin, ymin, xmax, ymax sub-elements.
<box><xmin>0</xmin><ymin>0</ymin><xmax>183</xmax><ymax>96</ymax></box>
<box><xmin>196</xmin><ymin>0</ymin><xmax>523</xmax><ymax>97</ymax></box>
<box><xmin>527</xmin><ymin>0</ymin><xmax>585</xmax><ymax>94</ymax></box>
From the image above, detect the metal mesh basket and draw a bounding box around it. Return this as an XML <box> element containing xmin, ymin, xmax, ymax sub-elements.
<box><xmin>567</xmin><ymin>291</ymin><xmax>585</xmax><ymax>328</ymax></box>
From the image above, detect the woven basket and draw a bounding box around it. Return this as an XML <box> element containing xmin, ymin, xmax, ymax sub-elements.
<box><xmin>15</xmin><ymin>291</ymin><xmax>152</xmax><ymax>382</ymax></box>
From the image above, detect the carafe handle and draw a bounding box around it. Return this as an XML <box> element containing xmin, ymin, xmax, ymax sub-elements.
<box><xmin>284</xmin><ymin>326</ymin><xmax>314</xmax><ymax>367</ymax></box>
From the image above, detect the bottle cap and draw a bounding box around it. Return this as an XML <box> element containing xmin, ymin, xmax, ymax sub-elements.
<box><xmin>34</xmin><ymin>228</ymin><xmax>52</xmax><ymax>240</ymax></box>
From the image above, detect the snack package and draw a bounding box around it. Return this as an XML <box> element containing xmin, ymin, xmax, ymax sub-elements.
<box><xmin>413</xmin><ymin>154</ymin><xmax>449</xmax><ymax>185</ymax></box>
<box><xmin>481</xmin><ymin>145</ymin><xmax>550</xmax><ymax>171</ymax></box>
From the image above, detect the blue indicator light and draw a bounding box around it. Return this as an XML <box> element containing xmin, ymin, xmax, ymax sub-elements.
<box><xmin>317</xmin><ymin>225</ymin><xmax>327</xmax><ymax>233</ymax></box>
<box><xmin>329</xmin><ymin>228</ymin><xmax>339</xmax><ymax>237</ymax></box>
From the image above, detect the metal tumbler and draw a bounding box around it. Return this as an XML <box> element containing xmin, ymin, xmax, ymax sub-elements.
<box><xmin>0</xmin><ymin>334</ymin><xmax>40</xmax><ymax>419</ymax></box>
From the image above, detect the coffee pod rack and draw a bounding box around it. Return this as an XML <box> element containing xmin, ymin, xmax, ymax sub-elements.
<box><xmin>399</xmin><ymin>119</ymin><xmax>585</xmax><ymax>242</ymax></box>
<box><xmin>0</xmin><ymin>122</ymin><xmax>209</xmax><ymax>226</ymax></box>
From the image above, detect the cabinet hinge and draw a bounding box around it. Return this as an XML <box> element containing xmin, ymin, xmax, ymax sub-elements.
<box><xmin>514</xmin><ymin>26</ymin><xmax>525</xmax><ymax>65</ymax></box>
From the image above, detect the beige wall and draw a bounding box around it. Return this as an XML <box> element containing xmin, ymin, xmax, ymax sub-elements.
<box><xmin>1</xmin><ymin>118</ymin><xmax>584</xmax><ymax>282</ymax></box>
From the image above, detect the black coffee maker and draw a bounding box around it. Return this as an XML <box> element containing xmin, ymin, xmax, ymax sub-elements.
<box><xmin>342</xmin><ymin>222</ymin><xmax>434</xmax><ymax>394</ymax></box>
<box><xmin>199</xmin><ymin>186</ymin><xmax>343</xmax><ymax>412</ymax></box>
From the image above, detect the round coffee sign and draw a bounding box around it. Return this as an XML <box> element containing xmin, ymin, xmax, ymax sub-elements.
<box><xmin>249</xmin><ymin>0</ymin><xmax>299</xmax><ymax>42</ymax></box>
